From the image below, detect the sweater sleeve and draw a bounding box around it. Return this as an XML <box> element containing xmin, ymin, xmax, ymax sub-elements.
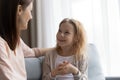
<box><xmin>20</xmin><ymin>38</ymin><xmax>45</xmax><ymax>57</ymax></box>
<box><xmin>20</xmin><ymin>38</ymin><xmax>36</xmax><ymax>57</ymax></box>
<box><xmin>20</xmin><ymin>38</ymin><xmax>53</xmax><ymax>57</ymax></box>
<box><xmin>42</xmin><ymin>51</ymin><xmax>56</xmax><ymax>80</ymax></box>
<box><xmin>74</xmin><ymin>55</ymin><xmax>88</xmax><ymax>80</ymax></box>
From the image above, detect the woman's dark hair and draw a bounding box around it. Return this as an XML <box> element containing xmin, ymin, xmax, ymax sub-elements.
<box><xmin>0</xmin><ymin>0</ymin><xmax>33</xmax><ymax>50</ymax></box>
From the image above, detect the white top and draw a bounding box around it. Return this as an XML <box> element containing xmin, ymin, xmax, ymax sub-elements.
<box><xmin>55</xmin><ymin>54</ymin><xmax>74</xmax><ymax>80</ymax></box>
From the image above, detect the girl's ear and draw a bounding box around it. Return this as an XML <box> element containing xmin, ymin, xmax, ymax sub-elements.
<box><xmin>17</xmin><ymin>5</ymin><xmax>23</xmax><ymax>15</ymax></box>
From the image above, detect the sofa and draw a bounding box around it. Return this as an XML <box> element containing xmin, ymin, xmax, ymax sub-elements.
<box><xmin>25</xmin><ymin>44</ymin><xmax>105</xmax><ymax>80</ymax></box>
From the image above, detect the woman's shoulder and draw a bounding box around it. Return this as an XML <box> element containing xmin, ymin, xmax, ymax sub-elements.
<box><xmin>0</xmin><ymin>36</ymin><xmax>8</xmax><ymax>47</ymax></box>
<box><xmin>0</xmin><ymin>37</ymin><xmax>10</xmax><ymax>57</ymax></box>
<box><xmin>0</xmin><ymin>36</ymin><xmax>5</xmax><ymax>43</ymax></box>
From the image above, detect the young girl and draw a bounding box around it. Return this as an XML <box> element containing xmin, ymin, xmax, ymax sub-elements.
<box><xmin>42</xmin><ymin>18</ymin><xmax>88</xmax><ymax>80</ymax></box>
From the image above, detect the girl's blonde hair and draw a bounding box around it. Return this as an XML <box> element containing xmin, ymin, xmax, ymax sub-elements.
<box><xmin>56</xmin><ymin>18</ymin><xmax>87</xmax><ymax>60</ymax></box>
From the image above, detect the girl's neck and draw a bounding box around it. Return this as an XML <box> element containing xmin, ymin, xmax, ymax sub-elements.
<box><xmin>58</xmin><ymin>47</ymin><xmax>73</xmax><ymax>56</ymax></box>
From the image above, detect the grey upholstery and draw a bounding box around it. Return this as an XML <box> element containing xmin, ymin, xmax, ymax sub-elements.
<box><xmin>106</xmin><ymin>77</ymin><xmax>120</xmax><ymax>80</ymax></box>
<box><xmin>25</xmin><ymin>44</ymin><xmax>105</xmax><ymax>80</ymax></box>
<box><xmin>25</xmin><ymin>57</ymin><xmax>44</xmax><ymax>80</ymax></box>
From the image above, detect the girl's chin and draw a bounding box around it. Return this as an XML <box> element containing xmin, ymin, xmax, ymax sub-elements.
<box><xmin>58</xmin><ymin>44</ymin><xmax>65</xmax><ymax>47</ymax></box>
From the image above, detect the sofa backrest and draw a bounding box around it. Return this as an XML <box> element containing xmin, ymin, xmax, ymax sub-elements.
<box><xmin>87</xmin><ymin>44</ymin><xmax>105</xmax><ymax>80</ymax></box>
<box><xmin>25</xmin><ymin>57</ymin><xmax>44</xmax><ymax>80</ymax></box>
<box><xmin>25</xmin><ymin>44</ymin><xmax>105</xmax><ymax>80</ymax></box>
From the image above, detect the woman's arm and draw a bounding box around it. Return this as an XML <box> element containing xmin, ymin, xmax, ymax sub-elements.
<box><xmin>20</xmin><ymin>38</ymin><xmax>53</xmax><ymax>57</ymax></box>
<box><xmin>33</xmin><ymin>48</ymin><xmax>53</xmax><ymax>57</ymax></box>
<box><xmin>0</xmin><ymin>56</ymin><xmax>14</xmax><ymax>80</ymax></box>
<box><xmin>0</xmin><ymin>41</ymin><xmax>16</xmax><ymax>80</ymax></box>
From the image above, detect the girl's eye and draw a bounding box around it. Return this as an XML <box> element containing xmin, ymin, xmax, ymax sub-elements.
<box><xmin>65</xmin><ymin>32</ymin><xmax>69</xmax><ymax>34</ymax></box>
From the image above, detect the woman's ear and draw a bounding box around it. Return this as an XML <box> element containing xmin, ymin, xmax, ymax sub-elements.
<box><xmin>17</xmin><ymin>5</ymin><xmax>23</xmax><ymax>15</ymax></box>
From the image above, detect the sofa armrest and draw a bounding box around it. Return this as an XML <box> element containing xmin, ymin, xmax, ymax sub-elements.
<box><xmin>106</xmin><ymin>77</ymin><xmax>120</xmax><ymax>80</ymax></box>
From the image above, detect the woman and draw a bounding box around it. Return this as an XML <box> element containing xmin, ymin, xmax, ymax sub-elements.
<box><xmin>0</xmin><ymin>0</ymin><xmax>47</xmax><ymax>79</ymax></box>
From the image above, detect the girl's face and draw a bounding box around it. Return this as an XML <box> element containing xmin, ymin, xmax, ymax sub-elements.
<box><xmin>57</xmin><ymin>22</ymin><xmax>75</xmax><ymax>48</ymax></box>
<box><xmin>17</xmin><ymin>2</ymin><xmax>33</xmax><ymax>30</ymax></box>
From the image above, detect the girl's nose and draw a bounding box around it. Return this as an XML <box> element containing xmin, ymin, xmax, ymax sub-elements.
<box><xmin>61</xmin><ymin>33</ymin><xmax>64</xmax><ymax>37</ymax></box>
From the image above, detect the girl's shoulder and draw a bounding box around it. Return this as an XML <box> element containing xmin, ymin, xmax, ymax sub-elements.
<box><xmin>45</xmin><ymin>47</ymin><xmax>57</xmax><ymax>56</ymax></box>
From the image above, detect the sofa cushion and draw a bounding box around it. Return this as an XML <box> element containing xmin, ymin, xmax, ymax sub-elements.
<box><xmin>25</xmin><ymin>57</ymin><xmax>44</xmax><ymax>80</ymax></box>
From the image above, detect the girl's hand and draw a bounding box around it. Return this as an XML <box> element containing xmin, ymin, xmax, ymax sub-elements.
<box><xmin>58</xmin><ymin>61</ymin><xmax>79</xmax><ymax>75</ymax></box>
<box><xmin>51</xmin><ymin>61</ymin><xmax>79</xmax><ymax>77</ymax></box>
<box><xmin>51</xmin><ymin>62</ymin><xmax>67</xmax><ymax>77</ymax></box>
